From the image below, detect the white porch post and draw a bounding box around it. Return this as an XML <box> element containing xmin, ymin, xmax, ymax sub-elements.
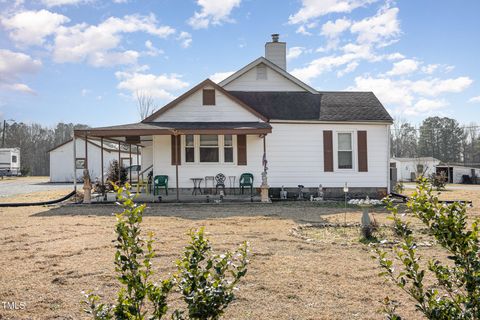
<box><xmin>261</xmin><ymin>134</ymin><xmax>271</xmax><ymax>203</ymax></box>
<box><xmin>73</xmin><ymin>134</ymin><xmax>77</xmax><ymax>194</ymax></box>
<box><xmin>175</xmin><ymin>132</ymin><xmax>180</xmax><ymax>202</ymax></box>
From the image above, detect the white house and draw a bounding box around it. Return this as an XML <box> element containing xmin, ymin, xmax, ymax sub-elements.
<box><xmin>48</xmin><ymin>138</ymin><xmax>139</xmax><ymax>182</ymax></box>
<box><xmin>0</xmin><ymin>148</ymin><xmax>21</xmax><ymax>176</ymax></box>
<box><xmin>391</xmin><ymin>157</ymin><xmax>440</xmax><ymax>182</ymax></box>
<box><xmin>74</xmin><ymin>34</ymin><xmax>393</xmax><ymax>199</ymax></box>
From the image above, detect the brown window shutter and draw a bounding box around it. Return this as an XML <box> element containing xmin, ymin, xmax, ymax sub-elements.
<box><xmin>358</xmin><ymin>131</ymin><xmax>368</xmax><ymax>172</ymax></box>
<box><xmin>171</xmin><ymin>135</ymin><xmax>181</xmax><ymax>165</ymax></box>
<box><xmin>237</xmin><ymin>135</ymin><xmax>247</xmax><ymax>165</ymax></box>
<box><xmin>202</xmin><ymin>89</ymin><xmax>215</xmax><ymax>105</ymax></box>
<box><xmin>323</xmin><ymin>130</ymin><xmax>333</xmax><ymax>172</ymax></box>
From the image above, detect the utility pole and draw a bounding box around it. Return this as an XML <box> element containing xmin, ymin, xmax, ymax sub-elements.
<box><xmin>1</xmin><ymin>119</ymin><xmax>14</xmax><ymax>148</ymax></box>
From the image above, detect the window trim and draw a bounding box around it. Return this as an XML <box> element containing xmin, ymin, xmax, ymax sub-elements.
<box><xmin>182</xmin><ymin>135</ymin><xmax>237</xmax><ymax>165</ymax></box>
<box><xmin>334</xmin><ymin>131</ymin><xmax>355</xmax><ymax>171</ymax></box>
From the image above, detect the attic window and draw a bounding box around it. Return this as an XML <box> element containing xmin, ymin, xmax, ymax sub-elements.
<box><xmin>203</xmin><ymin>89</ymin><xmax>215</xmax><ymax>105</ymax></box>
<box><xmin>256</xmin><ymin>65</ymin><xmax>267</xmax><ymax>80</ymax></box>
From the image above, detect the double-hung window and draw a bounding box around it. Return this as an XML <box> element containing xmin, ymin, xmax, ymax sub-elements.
<box><xmin>224</xmin><ymin>135</ymin><xmax>233</xmax><ymax>163</ymax></box>
<box><xmin>184</xmin><ymin>135</ymin><xmax>234</xmax><ymax>163</ymax></box>
<box><xmin>199</xmin><ymin>135</ymin><xmax>219</xmax><ymax>162</ymax></box>
<box><xmin>185</xmin><ymin>135</ymin><xmax>195</xmax><ymax>163</ymax></box>
<box><xmin>337</xmin><ymin>133</ymin><xmax>353</xmax><ymax>169</ymax></box>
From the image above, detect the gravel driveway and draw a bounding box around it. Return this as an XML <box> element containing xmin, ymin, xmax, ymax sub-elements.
<box><xmin>0</xmin><ymin>176</ymin><xmax>78</xmax><ymax>198</ymax></box>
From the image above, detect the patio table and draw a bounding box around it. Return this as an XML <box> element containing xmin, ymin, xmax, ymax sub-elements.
<box><xmin>191</xmin><ymin>178</ymin><xmax>203</xmax><ymax>195</ymax></box>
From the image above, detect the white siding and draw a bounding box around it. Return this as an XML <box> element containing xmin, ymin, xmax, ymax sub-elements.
<box><xmin>152</xmin><ymin>134</ymin><xmax>264</xmax><ymax>188</ymax></box>
<box><xmin>266</xmin><ymin>123</ymin><xmax>390</xmax><ymax>188</ymax></box>
<box><xmin>49</xmin><ymin>140</ymin><xmax>137</xmax><ymax>183</ymax></box>
<box><xmin>150</xmin><ymin>123</ymin><xmax>390</xmax><ymax>189</ymax></box>
<box><xmin>151</xmin><ymin>85</ymin><xmax>262</xmax><ymax>122</ymax></box>
<box><xmin>452</xmin><ymin>166</ymin><xmax>476</xmax><ymax>184</ymax></box>
<box><xmin>223</xmin><ymin>64</ymin><xmax>306</xmax><ymax>92</ymax></box>
<box><xmin>392</xmin><ymin>159</ymin><xmax>440</xmax><ymax>182</ymax></box>
<box><xmin>141</xmin><ymin>144</ymin><xmax>153</xmax><ymax>170</ymax></box>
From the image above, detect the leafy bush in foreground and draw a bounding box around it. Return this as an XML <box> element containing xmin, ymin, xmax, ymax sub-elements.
<box><xmin>83</xmin><ymin>184</ymin><xmax>248</xmax><ymax>319</ymax></box>
<box><xmin>375</xmin><ymin>178</ymin><xmax>480</xmax><ymax>319</ymax></box>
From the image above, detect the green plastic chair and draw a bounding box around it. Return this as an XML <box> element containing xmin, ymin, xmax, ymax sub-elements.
<box><xmin>153</xmin><ymin>175</ymin><xmax>168</xmax><ymax>196</ymax></box>
<box><xmin>239</xmin><ymin>173</ymin><xmax>254</xmax><ymax>195</ymax></box>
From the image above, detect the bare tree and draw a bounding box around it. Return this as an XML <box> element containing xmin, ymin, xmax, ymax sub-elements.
<box><xmin>136</xmin><ymin>91</ymin><xmax>157</xmax><ymax>120</ymax></box>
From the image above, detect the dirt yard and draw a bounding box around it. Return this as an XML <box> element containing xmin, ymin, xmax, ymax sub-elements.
<box><xmin>0</xmin><ymin>185</ymin><xmax>478</xmax><ymax>319</ymax></box>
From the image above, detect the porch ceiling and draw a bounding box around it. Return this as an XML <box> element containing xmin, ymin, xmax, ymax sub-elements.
<box><xmin>74</xmin><ymin>121</ymin><xmax>272</xmax><ymax>138</ymax></box>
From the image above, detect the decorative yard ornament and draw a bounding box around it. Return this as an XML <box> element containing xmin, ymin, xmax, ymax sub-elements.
<box><xmin>280</xmin><ymin>185</ymin><xmax>287</xmax><ymax>200</ymax></box>
<box><xmin>260</xmin><ymin>152</ymin><xmax>271</xmax><ymax>203</ymax></box>
<box><xmin>83</xmin><ymin>169</ymin><xmax>92</xmax><ymax>204</ymax></box>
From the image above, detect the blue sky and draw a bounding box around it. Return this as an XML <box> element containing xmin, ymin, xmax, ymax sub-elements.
<box><xmin>0</xmin><ymin>0</ymin><xmax>479</xmax><ymax>127</ymax></box>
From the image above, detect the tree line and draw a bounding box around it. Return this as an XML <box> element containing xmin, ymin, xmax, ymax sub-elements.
<box><xmin>391</xmin><ymin>116</ymin><xmax>480</xmax><ymax>166</ymax></box>
<box><xmin>1</xmin><ymin>122</ymin><xmax>88</xmax><ymax>176</ymax></box>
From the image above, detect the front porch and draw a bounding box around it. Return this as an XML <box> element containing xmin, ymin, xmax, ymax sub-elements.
<box><xmin>74</xmin><ymin>121</ymin><xmax>272</xmax><ymax>203</ymax></box>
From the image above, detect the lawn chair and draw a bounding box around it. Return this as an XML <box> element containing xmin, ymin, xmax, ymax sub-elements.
<box><xmin>215</xmin><ymin>173</ymin><xmax>226</xmax><ymax>195</ymax></box>
<box><xmin>153</xmin><ymin>175</ymin><xmax>168</xmax><ymax>196</ymax></box>
<box><xmin>239</xmin><ymin>173</ymin><xmax>254</xmax><ymax>196</ymax></box>
<box><xmin>136</xmin><ymin>179</ymin><xmax>149</xmax><ymax>194</ymax></box>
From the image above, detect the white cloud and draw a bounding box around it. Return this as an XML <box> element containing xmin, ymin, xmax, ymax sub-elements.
<box><xmin>468</xmin><ymin>96</ymin><xmax>480</xmax><ymax>103</ymax></box>
<box><xmin>0</xmin><ymin>49</ymin><xmax>41</xmax><ymax>94</ymax></box>
<box><xmin>337</xmin><ymin>61</ymin><xmax>359</xmax><ymax>77</ymax></box>
<box><xmin>350</xmin><ymin>7</ymin><xmax>400</xmax><ymax>46</ymax></box>
<box><xmin>286</xmin><ymin>47</ymin><xmax>305</xmax><ymax>61</ymax></box>
<box><xmin>291</xmin><ymin>42</ymin><xmax>375</xmax><ymax>83</ymax></box>
<box><xmin>349</xmin><ymin>75</ymin><xmax>473</xmax><ymax>116</ymax></box>
<box><xmin>320</xmin><ymin>18</ymin><xmax>351</xmax><ymax>49</ymax></box>
<box><xmin>421</xmin><ymin>64</ymin><xmax>438</xmax><ymax>74</ymax></box>
<box><xmin>386</xmin><ymin>59</ymin><xmax>419</xmax><ymax>76</ymax></box>
<box><xmin>0</xmin><ymin>83</ymin><xmax>36</xmax><ymax>94</ymax></box>
<box><xmin>321</xmin><ymin>18</ymin><xmax>351</xmax><ymax>38</ymax></box>
<box><xmin>296</xmin><ymin>25</ymin><xmax>312</xmax><ymax>36</ymax></box>
<box><xmin>53</xmin><ymin>14</ymin><xmax>175</xmax><ymax>66</ymax></box>
<box><xmin>115</xmin><ymin>70</ymin><xmax>189</xmax><ymax>100</ymax></box>
<box><xmin>144</xmin><ymin>40</ymin><xmax>163</xmax><ymax>56</ymax></box>
<box><xmin>410</xmin><ymin>77</ymin><xmax>473</xmax><ymax>96</ymax></box>
<box><xmin>409</xmin><ymin>98</ymin><xmax>448</xmax><ymax>115</ymax></box>
<box><xmin>177</xmin><ymin>31</ymin><xmax>192</xmax><ymax>48</ymax></box>
<box><xmin>288</xmin><ymin>0</ymin><xmax>375</xmax><ymax>24</ymax></box>
<box><xmin>41</xmin><ymin>0</ymin><xmax>90</xmax><ymax>7</ymax></box>
<box><xmin>1</xmin><ymin>9</ymin><xmax>70</xmax><ymax>46</ymax></box>
<box><xmin>188</xmin><ymin>0</ymin><xmax>241</xmax><ymax>29</ymax></box>
<box><xmin>209</xmin><ymin>71</ymin><xmax>234</xmax><ymax>83</ymax></box>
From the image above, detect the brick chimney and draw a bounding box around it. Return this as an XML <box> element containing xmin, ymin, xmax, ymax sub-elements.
<box><xmin>265</xmin><ymin>34</ymin><xmax>286</xmax><ymax>70</ymax></box>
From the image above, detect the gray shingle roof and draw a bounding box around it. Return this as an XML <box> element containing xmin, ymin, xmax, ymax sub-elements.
<box><xmin>228</xmin><ymin>91</ymin><xmax>393</xmax><ymax>122</ymax></box>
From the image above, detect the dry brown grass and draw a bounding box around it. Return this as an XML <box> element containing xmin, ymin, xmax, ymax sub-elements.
<box><xmin>0</xmin><ymin>186</ymin><xmax>479</xmax><ymax>319</ymax></box>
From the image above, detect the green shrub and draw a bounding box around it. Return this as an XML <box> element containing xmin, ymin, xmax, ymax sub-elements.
<box><xmin>428</xmin><ymin>171</ymin><xmax>446</xmax><ymax>191</ymax></box>
<box><xmin>393</xmin><ymin>181</ymin><xmax>404</xmax><ymax>194</ymax></box>
<box><xmin>375</xmin><ymin>178</ymin><xmax>480</xmax><ymax>319</ymax></box>
<box><xmin>175</xmin><ymin>228</ymin><xmax>248</xmax><ymax>320</ymax></box>
<box><xmin>106</xmin><ymin>160</ymin><xmax>127</xmax><ymax>190</ymax></box>
<box><xmin>83</xmin><ymin>184</ymin><xmax>248</xmax><ymax>319</ymax></box>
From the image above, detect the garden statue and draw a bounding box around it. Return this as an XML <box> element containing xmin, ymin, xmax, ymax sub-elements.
<box><xmin>260</xmin><ymin>153</ymin><xmax>271</xmax><ymax>203</ymax></box>
<box><xmin>83</xmin><ymin>169</ymin><xmax>92</xmax><ymax>204</ymax></box>
<box><xmin>280</xmin><ymin>185</ymin><xmax>287</xmax><ymax>200</ymax></box>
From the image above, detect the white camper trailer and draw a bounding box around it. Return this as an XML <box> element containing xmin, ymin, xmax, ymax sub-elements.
<box><xmin>0</xmin><ymin>148</ymin><xmax>21</xmax><ymax>176</ymax></box>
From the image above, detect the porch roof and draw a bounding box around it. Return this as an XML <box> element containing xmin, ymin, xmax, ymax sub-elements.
<box><xmin>74</xmin><ymin>121</ymin><xmax>272</xmax><ymax>138</ymax></box>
